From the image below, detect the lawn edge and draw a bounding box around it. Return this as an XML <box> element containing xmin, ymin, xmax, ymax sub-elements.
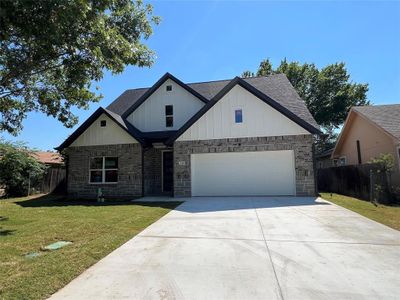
<box><xmin>318</xmin><ymin>195</ymin><xmax>400</xmax><ymax>232</ymax></box>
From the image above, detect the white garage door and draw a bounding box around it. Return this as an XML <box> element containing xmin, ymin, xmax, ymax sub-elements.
<box><xmin>191</xmin><ymin>150</ymin><xmax>296</xmax><ymax>196</ymax></box>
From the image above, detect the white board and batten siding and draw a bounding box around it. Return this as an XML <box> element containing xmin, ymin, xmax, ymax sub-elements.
<box><xmin>177</xmin><ymin>84</ymin><xmax>310</xmax><ymax>141</ymax></box>
<box><xmin>70</xmin><ymin>114</ymin><xmax>137</xmax><ymax>147</ymax></box>
<box><xmin>191</xmin><ymin>150</ymin><xmax>296</xmax><ymax>196</ymax></box>
<box><xmin>126</xmin><ymin>79</ymin><xmax>205</xmax><ymax>132</ymax></box>
<box><xmin>179</xmin><ymin>84</ymin><xmax>309</xmax><ymax>197</ymax></box>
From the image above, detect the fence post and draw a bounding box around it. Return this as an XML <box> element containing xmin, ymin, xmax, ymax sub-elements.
<box><xmin>369</xmin><ymin>169</ymin><xmax>374</xmax><ymax>204</ymax></box>
<box><xmin>27</xmin><ymin>172</ymin><xmax>31</xmax><ymax>196</ymax></box>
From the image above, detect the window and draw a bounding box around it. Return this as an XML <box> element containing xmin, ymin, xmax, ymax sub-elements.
<box><xmin>333</xmin><ymin>157</ymin><xmax>346</xmax><ymax>167</ymax></box>
<box><xmin>333</xmin><ymin>159</ymin><xmax>338</xmax><ymax>167</ymax></box>
<box><xmin>166</xmin><ymin>85</ymin><xmax>172</xmax><ymax>91</ymax></box>
<box><xmin>89</xmin><ymin>157</ymin><xmax>118</xmax><ymax>183</ymax></box>
<box><xmin>235</xmin><ymin>109</ymin><xmax>243</xmax><ymax>123</ymax></box>
<box><xmin>100</xmin><ymin>120</ymin><xmax>107</xmax><ymax>127</ymax></box>
<box><xmin>165</xmin><ymin>105</ymin><xmax>173</xmax><ymax>127</ymax></box>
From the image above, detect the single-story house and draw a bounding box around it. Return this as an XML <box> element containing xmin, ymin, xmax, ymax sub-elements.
<box><xmin>57</xmin><ymin>73</ymin><xmax>321</xmax><ymax>199</ymax></box>
<box><xmin>332</xmin><ymin>104</ymin><xmax>400</xmax><ymax>185</ymax></box>
<box><xmin>32</xmin><ymin>151</ymin><xmax>64</xmax><ymax>166</ymax></box>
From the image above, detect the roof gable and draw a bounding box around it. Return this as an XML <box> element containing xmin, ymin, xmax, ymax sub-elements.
<box><xmin>353</xmin><ymin>105</ymin><xmax>400</xmax><ymax>140</ymax></box>
<box><xmin>177</xmin><ymin>84</ymin><xmax>310</xmax><ymax>141</ymax></box>
<box><xmin>166</xmin><ymin>77</ymin><xmax>321</xmax><ymax>145</ymax></box>
<box><xmin>108</xmin><ymin>75</ymin><xmax>319</xmax><ymax>130</ymax></box>
<box><xmin>125</xmin><ymin>78</ymin><xmax>206</xmax><ymax>132</ymax></box>
<box><xmin>121</xmin><ymin>73</ymin><xmax>209</xmax><ymax>118</ymax></box>
<box><xmin>332</xmin><ymin>106</ymin><xmax>399</xmax><ymax>157</ymax></box>
<box><xmin>56</xmin><ymin>107</ymin><xmax>143</xmax><ymax>150</ymax></box>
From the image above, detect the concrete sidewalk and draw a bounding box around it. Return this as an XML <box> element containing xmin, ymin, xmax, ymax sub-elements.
<box><xmin>49</xmin><ymin>197</ymin><xmax>400</xmax><ymax>299</ymax></box>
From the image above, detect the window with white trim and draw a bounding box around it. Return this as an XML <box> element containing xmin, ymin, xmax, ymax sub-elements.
<box><xmin>89</xmin><ymin>157</ymin><xmax>118</xmax><ymax>183</ymax></box>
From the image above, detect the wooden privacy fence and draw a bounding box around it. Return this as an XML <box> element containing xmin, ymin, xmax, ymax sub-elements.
<box><xmin>40</xmin><ymin>166</ymin><xmax>66</xmax><ymax>194</ymax></box>
<box><xmin>317</xmin><ymin>163</ymin><xmax>393</xmax><ymax>204</ymax></box>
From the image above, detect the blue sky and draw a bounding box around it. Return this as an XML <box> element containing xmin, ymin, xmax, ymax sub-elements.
<box><xmin>2</xmin><ymin>0</ymin><xmax>400</xmax><ymax>150</ymax></box>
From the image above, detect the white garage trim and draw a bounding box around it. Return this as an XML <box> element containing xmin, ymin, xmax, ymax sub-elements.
<box><xmin>190</xmin><ymin>150</ymin><xmax>296</xmax><ymax>196</ymax></box>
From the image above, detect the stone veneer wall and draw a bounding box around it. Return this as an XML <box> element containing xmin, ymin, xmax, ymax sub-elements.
<box><xmin>173</xmin><ymin>134</ymin><xmax>315</xmax><ymax>197</ymax></box>
<box><xmin>66</xmin><ymin>143</ymin><xmax>142</xmax><ymax>199</ymax></box>
<box><xmin>143</xmin><ymin>147</ymin><xmax>162</xmax><ymax>195</ymax></box>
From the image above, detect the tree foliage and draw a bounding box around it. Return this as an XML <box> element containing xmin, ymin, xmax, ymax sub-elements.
<box><xmin>0</xmin><ymin>140</ymin><xmax>46</xmax><ymax>197</ymax></box>
<box><xmin>369</xmin><ymin>153</ymin><xmax>395</xmax><ymax>172</ymax></box>
<box><xmin>242</xmin><ymin>58</ymin><xmax>370</xmax><ymax>134</ymax></box>
<box><xmin>0</xmin><ymin>0</ymin><xmax>160</xmax><ymax>135</ymax></box>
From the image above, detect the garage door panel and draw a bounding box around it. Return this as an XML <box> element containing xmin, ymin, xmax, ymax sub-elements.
<box><xmin>191</xmin><ymin>150</ymin><xmax>295</xmax><ymax>196</ymax></box>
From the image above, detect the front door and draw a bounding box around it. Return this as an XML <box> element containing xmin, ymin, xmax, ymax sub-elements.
<box><xmin>162</xmin><ymin>151</ymin><xmax>173</xmax><ymax>193</ymax></box>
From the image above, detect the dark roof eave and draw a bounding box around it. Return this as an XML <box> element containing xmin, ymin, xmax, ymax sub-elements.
<box><xmin>165</xmin><ymin>77</ymin><xmax>321</xmax><ymax>145</ymax></box>
<box><xmin>56</xmin><ymin>107</ymin><xmax>144</xmax><ymax>151</ymax></box>
<box><xmin>121</xmin><ymin>72</ymin><xmax>209</xmax><ymax>119</ymax></box>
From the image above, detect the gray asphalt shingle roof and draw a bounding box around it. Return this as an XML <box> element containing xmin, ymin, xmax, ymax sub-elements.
<box><xmin>107</xmin><ymin>88</ymin><xmax>148</xmax><ymax>116</ymax></box>
<box><xmin>353</xmin><ymin>104</ymin><xmax>400</xmax><ymax>140</ymax></box>
<box><xmin>106</xmin><ymin>74</ymin><xmax>319</xmax><ymax>130</ymax></box>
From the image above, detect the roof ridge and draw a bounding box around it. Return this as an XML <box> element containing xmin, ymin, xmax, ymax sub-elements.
<box><xmin>123</xmin><ymin>87</ymin><xmax>150</xmax><ymax>92</ymax></box>
<box><xmin>186</xmin><ymin>74</ymin><xmax>282</xmax><ymax>86</ymax></box>
<box><xmin>115</xmin><ymin>74</ymin><xmax>285</xmax><ymax>93</ymax></box>
<box><xmin>354</xmin><ymin>104</ymin><xmax>400</xmax><ymax>108</ymax></box>
<box><xmin>186</xmin><ymin>78</ymin><xmax>232</xmax><ymax>85</ymax></box>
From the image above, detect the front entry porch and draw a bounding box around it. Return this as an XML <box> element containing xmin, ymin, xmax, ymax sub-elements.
<box><xmin>143</xmin><ymin>147</ymin><xmax>173</xmax><ymax>196</ymax></box>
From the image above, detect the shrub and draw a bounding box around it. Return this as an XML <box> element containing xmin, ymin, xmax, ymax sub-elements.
<box><xmin>0</xmin><ymin>140</ymin><xmax>46</xmax><ymax>197</ymax></box>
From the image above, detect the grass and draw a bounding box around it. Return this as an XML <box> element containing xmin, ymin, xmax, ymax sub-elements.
<box><xmin>0</xmin><ymin>194</ymin><xmax>181</xmax><ymax>299</ymax></box>
<box><xmin>320</xmin><ymin>193</ymin><xmax>400</xmax><ymax>231</ymax></box>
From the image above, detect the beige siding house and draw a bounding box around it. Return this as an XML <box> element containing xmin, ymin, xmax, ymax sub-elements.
<box><xmin>332</xmin><ymin>104</ymin><xmax>400</xmax><ymax>185</ymax></box>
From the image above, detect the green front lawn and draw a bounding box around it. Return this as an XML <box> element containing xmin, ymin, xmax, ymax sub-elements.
<box><xmin>320</xmin><ymin>193</ymin><xmax>400</xmax><ymax>231</ymax></box>
<box><xmin>0</xmin><ymin>194</ymin><xmax>180</xmax><ymax>299</ymax></box>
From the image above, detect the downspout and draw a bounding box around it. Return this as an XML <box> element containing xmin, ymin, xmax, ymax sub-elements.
<box><xmin>312</xmin><ymin>137</ymin><xmax>318</xmax><ymax>196</ymax></box>
<box><xmin>64</xmin><ymin>152</ymin><xmax>69</xmax><ymax>197</ymax></box>
<box><xmin>141</xmin><ymin>146</ymin><xmax>145</xmax><ymax>197</ymax></box>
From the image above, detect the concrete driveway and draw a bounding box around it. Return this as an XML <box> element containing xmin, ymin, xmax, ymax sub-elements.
<box><xmin>50</xmin><ymin>197</ymin><xmax>400</xmax><ymax>300</ymax></box>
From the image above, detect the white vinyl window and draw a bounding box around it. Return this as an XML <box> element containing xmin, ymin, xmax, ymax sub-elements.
<box><xmin>89</xmin><ymin>157</ymin><xmax>118</xmax><ymax>183</ymax></box>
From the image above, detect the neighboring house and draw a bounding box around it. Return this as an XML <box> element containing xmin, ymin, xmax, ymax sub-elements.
<box><xmin>332</xmin><ymin>104</ymin><xmax>400</xmax><ymax>185</ymax></box>
<box><xmin>316</xmin><ymin>148</ymin><xmax>334</xmax><ymax>169</ymax></box>
<box><xmin>57</xmin><ymin>73</ymin><xmax>320</xmax><ymax>199</ymax></box>
<box><xmin>32</xmin><ymin>151</ymin><xmax>64</xmax><ymax>166</ymax></box>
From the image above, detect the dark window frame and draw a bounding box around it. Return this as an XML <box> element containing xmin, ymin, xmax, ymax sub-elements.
<box><xmin>100</xmin><ymin>120</ymin><xmax>107</xmax><ymax>127</ymax></box>
<box><xmin>235</xmin><ymin>109</ymin><xmax>243</xmax><ymax>123</ymax></box>
<box><xmin>166</xmin><ymin>85</ymin><xmax>172</xmax><ymax>91</ymax></box>
<box><xmin>165</xmin><ymin>105</ymin><xmax>173</xmax><ymax>127</ymax></box>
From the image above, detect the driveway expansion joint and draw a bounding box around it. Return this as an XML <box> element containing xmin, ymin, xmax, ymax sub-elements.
<box><xmin>139</xmin><ymin>235</ymin><xmax>264</xmax><ymax>242</ymax></box>
<box><xmin>252</xmin><ymin>199</ymin><xmax>284</xmax><ymax>300</ymax></box>
<box><xmin>264</xmin><ymin>239</ymin><xmax>400</xmax><ymax>246</ymax></box>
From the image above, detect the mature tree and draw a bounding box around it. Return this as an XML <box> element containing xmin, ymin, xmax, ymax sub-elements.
<box><xmin>241</xmin><ymin>70</ymin><xmax>255</xmax><ymax>78</ymax></box>
<box><xmin>242</xmin><ymin>58</ymin><xmax>369</xmax><ymax>151</ymax></box>
<box><xmin>0</xmin><ymin>0</ymin><xmax>160</xmax><ymax>135</ymax></box>
<box><xmin>0</xmin><ymin>140</ymin><xmax>46</xmax><ymax>196</ymax></box>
